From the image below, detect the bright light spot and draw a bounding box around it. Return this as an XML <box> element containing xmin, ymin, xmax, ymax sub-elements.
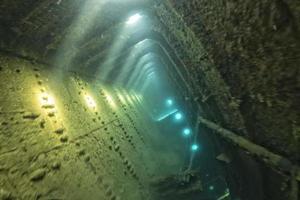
<box><xmin>126</xmin><ymin>13</ymin><xmax>142</xmax><ymax>25</ymax></box>
<box><xmin>135</xmin><ymin>40</ymin><xmax>146</xmax><ymax>48</ymax></box>
<box><xmin>166</xmin><ymin>99</ymin><xmax>173</xmax><ymax>106</ymax></box>
<box><xmin>84</xmin><ymin>94</ymin><xmax>97</xmax><ymax>109</ymax></box>
<box><xmin>217</xmin><ymin>190</ymin><xmax>230</xmax><ymax>200</ymax></box>
<box><xmin>209</xmin><ymin>185</ymin><xmax>215</xmax><ymax>191</ymax></box>
<box><xmin>174</xmin><ymin>112</ymin><xmax>183</xmax><ymax>120</ymax></box>
<box><xmin>40</xmin><ymin>93</ymin><xmax>55</xmax><ymax>108</ymax></box>
<box><xmin>183</xmin><ymin>128</ymin><xmax>191</xmax><ymax>136</ymax></box>
<box><xmin>106</xmin><ymin>95</ymin><xmax>114</xmax><ymax>103</ymax></box>
<box><xmin>191</xmin><ymin>144</ymin><xmax>199</xmax><ymax>151</ymax></box>
<box><xmin>157</xmin><ymin>109</ymin><xmax>178</xmax><ymax>121</ymax></box>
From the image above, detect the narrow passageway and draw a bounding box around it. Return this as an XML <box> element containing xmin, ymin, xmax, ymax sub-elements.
<box><xmin>0</xmin><ymin>0</ymin><xmax>299</xmax><ymax>200</ymax></box>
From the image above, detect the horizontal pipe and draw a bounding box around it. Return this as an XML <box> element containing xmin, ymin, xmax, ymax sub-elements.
<box><xmin>198</xmin><ymin>116</ymin><xmax>300</xmax><ymax>182</ymax></box>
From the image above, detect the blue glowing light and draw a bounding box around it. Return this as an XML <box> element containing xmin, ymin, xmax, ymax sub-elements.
<box><xmin>191</xmin><ymin>144</ymin><xmax>199</xmax><ymax>151</ymax></box>
<box><xmin>174</xmin><ymin>112</ymin><xmax>183</xmax><ymax>120</ymax></box>
<box><xmin>166</xmin><ymin>99</ymin><xmax>173</xmax><ymax>106</ymax></box>
<box><xmin>183</xmin><ymin>128</ymin><xmax>191</xmax><ymax>136</ymax></box>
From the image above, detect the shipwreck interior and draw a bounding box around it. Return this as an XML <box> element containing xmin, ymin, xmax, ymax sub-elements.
<box><xmin>0</xmin><ymin>0</ymin><xmax>299</xmax><ymax>200</ymax></box>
